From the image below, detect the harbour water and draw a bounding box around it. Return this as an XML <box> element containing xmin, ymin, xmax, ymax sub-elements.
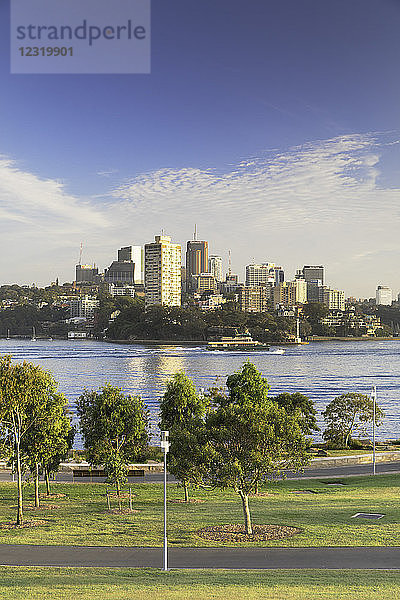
<box><xmin>0</xmin><ymin>338</ymin><xmax>399</xmax><ymax>444</ymax></box>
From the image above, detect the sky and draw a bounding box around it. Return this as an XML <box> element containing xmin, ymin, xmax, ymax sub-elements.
<box><xmin>0</xmin><ymin>0</ymin><xmax>399</xmax><ymax>297</ymax></box>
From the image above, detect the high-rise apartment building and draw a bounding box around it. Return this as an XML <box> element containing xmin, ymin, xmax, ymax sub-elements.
<box><xmin>186</xmin><ymin>240</ymin><xmax>208</xmax><ymax>279</ymax></box>
<box><xmin>273</xmin><ymin>279</ymin><xmax>307</xmax><ymax>307</ymax></box>
<box><xmin>238</xmin><ymin>286</ymin><xmax>269</xmax><ymax>313</ymax></box>
<box><xmin>245</xmin><ymin>263</ymin><xmax>284</xmax><ymax>287</ymax></box>
<box><xmin>209</xmin><ymin>255</ymin><xmax>223</xmax><ymax>282</ymax></box>
<box><xmin>376</xmin><ymin>285</ymin><xmax>392</xmax><ymax>306</ymax></box>
<box><xmin>145</xmin><ymin>235</ymin><xmax>181</xmax><ymax>307</ymax></box>
<box><xmin>322</xmin><ymin>288</ymin><xmax>345</xmax><ymax>311</ymax></box>
<box><xmin>69</xmin><ymin>295</ymin><xmax>100</xmax><ymax>319</ymax></box>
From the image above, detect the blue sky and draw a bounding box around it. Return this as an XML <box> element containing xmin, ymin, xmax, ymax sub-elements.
<box><xmin>0</xmin><ymin>0</ymin><xmax>399</xmax><ymax>296</ymax></box>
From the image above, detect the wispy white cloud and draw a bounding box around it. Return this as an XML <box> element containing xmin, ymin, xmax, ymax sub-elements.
<box><xmin>0</xmin><ymin>133</ymin><xmax>399</xmax><ymax>295</ymax></box>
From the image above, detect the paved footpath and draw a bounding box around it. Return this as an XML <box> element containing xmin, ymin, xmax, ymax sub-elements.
<box><xmin>0</xmin><ymin>545</ymin><xmax>400</xmax><ymax>569</ymax></box>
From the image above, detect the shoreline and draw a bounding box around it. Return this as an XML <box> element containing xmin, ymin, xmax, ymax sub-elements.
<box><xmin>102</xmin><ymin>336</ymin><xmax>398</xmax><ymax>347</ymax></box>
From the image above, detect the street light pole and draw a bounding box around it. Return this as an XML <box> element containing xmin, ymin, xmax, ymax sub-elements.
<box><xmin>372</xmin><ymin>386</ymin><xmax>376</xmax><ymax>475</ymax></box>
<box><xmin>160</xmin><ymin>430</ymin><xmax>170</xmax><ymax>571</ymax></box>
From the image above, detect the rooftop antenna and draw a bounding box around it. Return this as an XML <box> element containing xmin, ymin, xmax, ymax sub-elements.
<box><xmin>194</xmin><ymin>224</ymin><xmax>197</xmax><ymax>241</ymax></box>
<box><xmin>78</xmin><ymin>242</ymin><xmax>83</xmax><ymax>265</ymax></box>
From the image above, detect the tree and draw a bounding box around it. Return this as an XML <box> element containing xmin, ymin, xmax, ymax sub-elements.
<box><xmin>203</xmin><ymin>362</ymin><xmax>310</xmax><ymax>534</ymax></box>
<box><xmin>21</xmin><ymin>396</ymin><xmax>74</xmax><ymax>503</ymax></box>
<box><xmin>322</xmin><ymin>392</ymin><xmax>384</xmax><ymax>448</ymax></box>
<box><xmin>159</xmin><ymin>372</ymin><xmax>209</xmax><ymax>502</ymax></box>
<box><xmin>0</xmin><ymin>356</ymin><xmax>65</xmax><ymax>524</ymax></box>
<box><xmin>77</xmin><ymin>384</ymin><xmax>149</xmax><ymax>495</ymax></box>
<box><xmin>273</xmin><ymin>392</ymin><xmax>319</xmax><ymax>436</ymax></box>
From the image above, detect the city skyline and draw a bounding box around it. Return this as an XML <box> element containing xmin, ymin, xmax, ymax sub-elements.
<box><xmin>1</xmin><ymin>0</ymin><xmax>400</xmax><ymax>295</ymax></box>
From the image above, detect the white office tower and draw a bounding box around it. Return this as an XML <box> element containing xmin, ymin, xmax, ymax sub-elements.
<box><xmin>209</xmin><ymin>255</ymin><xmax>223</xmax><ymax>282</ymax></box>
<box><xmin>145</xmin><ymin>236</ymin><xmax>181</xmax><ymax>307</ymax></box>
<box><xmin>376</xmin><ymin>285</ymin><xmax>392</xmax><ymax>306</ymax></box>
<box><xmin>131</xmin><ymin>246</ymin><xmax>144</xmax><ymax>284</ymax></box>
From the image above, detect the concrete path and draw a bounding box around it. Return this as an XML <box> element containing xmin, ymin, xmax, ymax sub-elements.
<box><xmin>0</xmin><ymin>544</ymin><xmax>399</xmax><ymax>569</ymax></box>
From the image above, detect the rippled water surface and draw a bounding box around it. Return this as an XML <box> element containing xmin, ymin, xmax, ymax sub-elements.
<box><xmin>1</xmin><ymin>338</ymin><xmax>399</xmax><ymax>443</ymax></box>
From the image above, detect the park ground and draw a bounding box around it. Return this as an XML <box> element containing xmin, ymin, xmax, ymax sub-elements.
<box><xmin>0</xmin><ymin>474</ymin><xmax>400</xmax><ymax>547</ymax></box>
<box><xmin>1</xmin><ymin>567</ymin><xmax>400</xmax><ymax>600</ymax></box>
<box><xmin>1</xmin><ymin>474</ymin><xmax>400</xmax><ymax>598</ymax></box>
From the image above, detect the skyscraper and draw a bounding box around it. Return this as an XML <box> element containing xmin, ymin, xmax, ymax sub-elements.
<box><xmin>301</xmin><ymin>265</ymin><xmax>325</xmax><ymax>284</ymax></box>
<box><xmin>145</xmin><ymin>235</ymin><xmax>181</xmax><ymax>307</ymax></box>
<box><xmin>209</xmin><ymin>255</ymin><xmax>223</xmax><ymax>282</ymax></box>
<box><xmin>186</xmin><ymin>240</ymin><xmax>208</xmax><ymax>278</ymax></box>
<box><xmin>117</xmin><ymin>245</ymin><xmax>144</xmax><ymax>284</ymax></box>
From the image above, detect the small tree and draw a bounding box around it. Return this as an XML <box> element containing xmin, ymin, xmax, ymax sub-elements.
<box><xmin>273</xmin><ymin>392</ymin><xmax>319</xmax><ymax>436</ymax></box>
<box><xmin>160</xmin><ymin>372</ymin><xmax>209</xmax><ymax>502</ymax></box>
<box><xmin>322</xmin><ymin>392</ymin><xmax>384</xmax><ymax>448</ymax></box>
<box><xmin>0</xmin><ymin>356</ymin><xmax>65</xmax><ymax>524</ymax></box>
<box><xmin>22</xmin><ymin>397</ymin><xmax>74</xmax><ymax>504</ymax></box>
<box><xmin>77</xmin><ymin>384</ymin><xmax>149</xmax><ymax>495</ymax></box>
<box><xmin>204</xmin><ymin>362</ymin><xmax>310</xmax><ymax>534</ymax></box>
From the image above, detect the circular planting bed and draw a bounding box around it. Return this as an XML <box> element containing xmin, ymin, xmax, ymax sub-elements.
<box><xmin>168</xmin><ymin>498</ymin><xmax>205</xmax><ymax>504</ymax></box>
<box><xmin>0</xmin><ymin>520</ymin><xmax>46</xmax><ymax>529</ymax></box>
<box><xmin>39</xmin><ymin>493</ymin><xmax>66</xmax><ymax>499</ymax></box>
<box><xmin>197</xmin><ymin>524</ymin><xmax>302</xmax><ymax>542</ymax></box>
<box><xmin>24</xmin><ymin>504</ymin><xmax>61</xmax><ymax>511</ymax></box>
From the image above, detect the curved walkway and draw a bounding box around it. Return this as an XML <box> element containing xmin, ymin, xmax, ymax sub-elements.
<box><xmin>0</xmin><ymin>544</ymin><xmax>399</xmax><ymax>569</ymax></box>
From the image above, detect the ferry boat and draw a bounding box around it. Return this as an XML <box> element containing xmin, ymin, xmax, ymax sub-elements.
<box><xmin>206</xmin><ymin>333</ymin><xmax>270</xmax><ymax>351</ymax></box>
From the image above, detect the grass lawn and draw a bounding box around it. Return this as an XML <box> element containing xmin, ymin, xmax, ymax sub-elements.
<box><xmin>0</xmin><ymin>474</ymin><xmax>399</xmax><ymax>547</ymax></box>
<box><xmin>1</xmin><ymin>567</ymin><xmax>400</xmax><ymax>600</ymax></box>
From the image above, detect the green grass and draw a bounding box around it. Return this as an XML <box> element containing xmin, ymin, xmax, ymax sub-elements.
<box><xmin>0</xmin><ymin>474</ymin><xmax>399</xmax><ymax>547</ymax></box>
<box><xmin>1</xmin><ymin>567</ymin><xmax>400</xmax><ymax>600</ymax></box>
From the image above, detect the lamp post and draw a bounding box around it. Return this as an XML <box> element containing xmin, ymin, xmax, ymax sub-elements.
<box><xmin>160</xmin><ymin>430</ymin><xmax>170</xmax><ymax>571</ymax></box>
<box><xmin>371</xmin><ymin>386</ymin><xmax>376</xmax><ymax>475</ymax></box>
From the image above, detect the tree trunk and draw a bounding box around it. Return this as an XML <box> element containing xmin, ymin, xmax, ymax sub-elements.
<box><xmin>45</xmin><ymin>468</ymin><xmax>51</xmax><ymax>495</ymax></box>
<box><xmin>116</xmin><ymin>480</ymin><xmax>120</xmax><ymax>497</ymax></box>
<box><xmin>183</xmin><ymin>481</ymin><xmax>189</xmax><ymax>503</ymax></box>
<box><xmin>34</xmin><ymin>463</ymin><xmax>40</xmax><ymax>508</ymax></box>
<box><xmin>15</xmin><ymin>442</ymin><xmax>23</xmax><ymax>526</ymax></box>
<box><xmin>239</xmin><ymin>491</ymin><xmax>252</xmax><ymax>535</ymax></box>
<box><xmin>345</xmin><ymin>413</ymin><xmax>357</xmax><ymax>448</ymax></box>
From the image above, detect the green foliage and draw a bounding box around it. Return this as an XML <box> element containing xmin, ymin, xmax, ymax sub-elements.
<box><xmin>322</xmin><ymin>392</ymin><xmax>384</xmax><ymax>448</ymax></box>
<box><xmin>0</xmin><ymin>355</ymin><xmax>69</xmax><ymax>522</ymax></box>
<box><xmin>273</xmin><ymin>392</ymin><xmax>318</xmax><ymax>435</ymax></box>
<box><xmin>204</xmin><ymin>362</ymin><xmax>310</xmax><ymax>533</ymax></box>
<box><xmin>77</xmin><ymin>384</ymin><xmax>149</xmax><ymax>494</ymax></box>
<box><xmin>160</xmin><ymin>372</ymin><xmax>209</xmax><ymax>501</ymax></box>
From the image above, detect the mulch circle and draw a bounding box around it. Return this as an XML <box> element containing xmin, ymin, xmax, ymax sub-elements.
<box><xmin>24</xmin><ymin>504</ymin><xmax>61</xmax><ymax>511</ymax></box>
<box><xmin>0</xmin><ymin>520</ymin><xmax>46</xmax><ymax>529</ymax></box>
<box><xmin>108</xmin><ymin>493</ymin><xmax>136</xmax><ymax>499</ymax></box>
<box><xmin>168</xmin><ymin>499</ymin><xmax>205</xmax><ymax>504</ymax></box>
<box><xmin>197</xmin><ymin>524</ymin><xmax>302</xmax><ymax>542</ymax></box>
<box><xmin>39</xmin><ymin>493</ymin><xmax>66</xmax><ymax>499</ymax></box>
<box><xmin>107</xmin><ymin>508</ymin><xmax>140</xmax><ymax>514</ymax></box>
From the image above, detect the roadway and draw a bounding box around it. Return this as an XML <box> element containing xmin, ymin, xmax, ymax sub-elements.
<box><xmin>1</xmin><ymin>460</ymin><xmax>399</xmax><ymax>483</ymax></box>
<box><xmin>0</xmin><ymin>545</ymin><xmax>399</xmax><ymax>569</ymax></box>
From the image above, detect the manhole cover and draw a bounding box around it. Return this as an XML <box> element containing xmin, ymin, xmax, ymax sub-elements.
<box><xmin>351</xmin><ymin>513</ymin><xmax>385</xmax><ymax>520</ymax></box>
